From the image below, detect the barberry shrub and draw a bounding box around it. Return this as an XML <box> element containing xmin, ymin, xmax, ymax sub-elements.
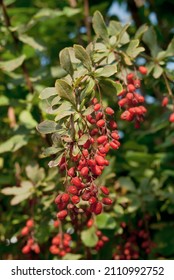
<box><xmin>1</xmin><ymin>2</ymin><xmax>174</xmax><ymax>260</ymax></box>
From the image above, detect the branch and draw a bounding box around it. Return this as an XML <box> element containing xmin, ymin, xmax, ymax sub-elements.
<box><xmin>84</xmin><ymin>0</ymin><xmax>91</xmax><ymax>43</ymax></box>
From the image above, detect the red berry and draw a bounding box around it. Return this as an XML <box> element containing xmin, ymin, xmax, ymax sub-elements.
<box><xmin>71</xmin><ymin>195</ymin><xmax>80</xmax><ymax>204</ymax></box>
<box><xmin>169</xmin><ymin>112</ymin><xmax>174</xmax><ymax>122</ymax></box>
<box><xmin>120</xmin><ymin>110</ymin><xmax>134</xmax><ymax>121</ymax></box>
<box><xmin>93</xmin><ymin>202</ymin><xmax>103</xmax><ymax>215</ymax></box>
<box><xmin>162</xmin><ymin>96</ymin><xmax>169</xmax><ymax>107</ymax></box>
<box><xmin>127</xmin><ymin>84</ymin><xmax>135</xmax><ymax>92</ymax></box>
<box><xmin>21</xmin><ymin>226</ymin><xmax>29</xmax><ymax>236</ymax></box>
<box><xmin>109</xmin><ymin>120</ymin><xmax>117</xmax><ymax>129</ymax></box>
<box><xmin>100</xmin><ymin>186</ymin><xmax>109</xmax><ymax>195</ymax></box>
<box><xmin>105</xmin><ymin>107</ymin><xmax>114</xmax><ymax>115</ymax></box>
<box><xmin>32</xmin><ymin>243</ymin><xmax>40</xmax><ymax>254</ymax></box>
<box><xmin>26</xmin><ymin>219</ymin><xmax>34</xmax><ymax>228</ymax></box>
<box><xmin>53</xmin><ymin>220</ymin><xmax>60</xmax><ymax>228</ymax></box>
<box><xmin>89</xmin><ymin>196</ymin><xmax>97</xmax><ymax>204</ymax></box>
<box><xmin>133</xmin><ymin>79</ymin><xmax>141</xmax><ymax>88</ymax></box>
<box><xmin>61</xmin><ymin>193</ymin><xmax>70</xmax><ymax>203</ymax></box>
<box><xmin>22</xmin><ymin>245</ymin><xmax>31</xmax><ymax>254</ymax></box>
<box><xmin>80</xmin><ymin>166</ymin><xmax>89</xmax><ymax>177</ymax></box>
<box><xmin>97</xmin><ymin>135</ymin><xmax>107</xmax><ymax>144</ymax></box>
<box><xmin>87</xmin><ymin>219</ymin><xmax>94</xmax><ymax>227</ymax></box>
<box><xmin>94</xmin><ymin>103</ymin><xmax>101</xmax><ymax>111</ymax></box>
<box><xmin>126</xmin><ymin>73</ymin><xmax>134</xmax><ymax>81</ymax></box>
<box><xmin>111</xmin><ymin>132</ymin><xmax>119</xmax><ymax>140</ymax></box>
<box><xmin>57</xmin><ymin>210</ymin><xmax>68</xmax><ymax>220</ymax></box>
<box><xmin>92</xmin><ymin>97</ymin><xmax>98</xmax><ymax>104</ymax></box>
<box><xmin>126</xmin><ymin>92</ymin><xmax>134</xmax><ymax>100</ymax></box>
<box><xmin>95</xmin><ymin>155</ymin><xmax>106</xmax><ymax>166</ymax></box>
<box><xmin>67</xmin><ymin>167</ymin><xmax>75</xmax><ymax>177</ymax></box>
<box><xmin>102</xmin><ymin>197</ymin><xmax>113</xmax><ymax>205</ymax></box>
<box><xmin>110</xmin><ymin>141</ymin><xmax>119</xmax><ymax>150</ymax></box>
<box><xmin>71</xmin><ymin>177</ymin><xmax>82</xmax><ymax>188</ymax></box>
<box><xmin>139</xmin><ymin>66</ymin><xmax>147</xmax><ymax>75</ymax></box>
<box><xmin>118</xmin><ymin>98</ymin><xmax>127</xmax><ymax>107</ymax></box>
<box><xmin>68</xmin><ymin>185</ymin><xmax>78</xmax><ymax>195</ymax></box>
<box><xmin>96</xmin><ymin>119</ymin><xmax>105</xmax><ymax>127</ymax></box>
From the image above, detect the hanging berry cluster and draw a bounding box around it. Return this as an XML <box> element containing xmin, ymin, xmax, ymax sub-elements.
<box><xmin>20</xmin><ymin>219</ymin><xmax>40</xmax><ymax>255</ymax></box>
<box><xmin>118</xmin><ymin>66</ymin><xmax>147</xmax><ymax>128</ymax></box>
<box><xmin>50</xmin><ymin>232</ymin><xmax>72</xmax><ymax>257</ymax></box>
<box><xmin>55</xmin><ymin>97</ymin><xmax>120</xmax><ymax>221</ymax></box>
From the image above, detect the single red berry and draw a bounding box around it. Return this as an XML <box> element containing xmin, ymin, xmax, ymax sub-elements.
<box><xmin>95</xmin><ymin>155</ymin><xmax>106</xmax><ymax>166</ymax></box>
<box><xmin>32</xmin><ymin>243</ymin><xmax>40</xmax><ymax>254</ymax></box>
<box><xmin>105</xmin><ymin>107</ymin><xmax>114</xmax><ymax>115</ymax></box>
<box><xmin>22</xmin><ymin>245</ymin><xmax>31</xmax><ymax>254</ymax></box>
<box><xmin>118</xmin><ymin>98</ymin><xmax>127</xmax><ymax>107</ymax></box>
<box><xmin>71</xmin><ymin>177</ymin><xmax>82</xmax><ymax>188</ymax></box>
<box><xmin>109</xmin><ymin>120</ymin><xmax>117</xmax><ymax>129</ymax></box>
<box><xmin>100</xmin><ymin>186</ymin><xmax>109</xmax><ymax>195</ymax></box>
<box><xmin>89</xmin><ymin>196</ymin><xmax>97</xmax><ymax>205</ymax></box>
<box><xmin>53</xmin><ymin>220</ymin><xmax>60</xmax><ymax>228</ymax></box>
<box><xmin>27</xmin><ymin>238</ymin><xmax>34</xmax><ymax>246</ymax></box>
<box><xmin>139</xmin><ymin>66</ymin><xmax>147</xmax><ymax>75</ymax></box>
<box><xmin>68</xmin><ymin>185</ymin><xmax>78</xmax><ymax>195</ymax></box>
<box><xmin>133</xmin><ymin>79</ymin><xmax>141</xmax><ymax>88</ymax></box>
<box><xmin>111</xmin><ymin>132</ymin><xmax>119</xmax><ymax>140</ymax></box>
<box><xmin>127</xmin><ymin>84</ymin><xmax>135</xmax><ymax>92</ymax></box>
<box><xmin>169</xmin><ymin>112</ymin><xmax>174</xmax><ymax>122</ymax></box>
<box><xmin>102</xmin><ymin>236</ymin><xmax>109</xmax><ymax>242</ymax></box>
<box><xmin>120</xmin><ymin>110</ymin><xmax>134</xmax><ymax>121</ymax></box>
<box><xmin>67</xmin><ymin>167</ymin><xmax>75</xmax><ymax>177</ymax></box>
<box><xmin>126</xmin><ymin>92</ymin><xmax>134</xmax><ymax>100</ymax></box>
<box><xmin>162</xmin><ymin>96</ymin><xmax>169</xmax><ymax>107</ymax></box>
<box><xmin>21</xmin><ymin>226</ymin><xmax>30</xmax><ymax>236</ymax></box>
<box><xmin>93</xmin><ymin>202</ymin><xmax>103</xmax><ymax>215</ymax></box>
<box><xmin>92</xmin><ymin>97</ymin><xmax>98</xmax><ymax>104</ymax></box>
<box><xmin>57</xmin><ymin>210</ymin><xmax>68</xmax><ymax>220</ymax></box>
<box><xmin>96</xmin><ymin>119</ymin><xmax>105</xmax><ymax>127</ymax></box>
<box><xmin>110</xmin><ymin>141</ymin><xmax>119</xmax><ymax>150</ymax></box>
<box><xmin>102</xmin><ymin>197</ymin><xmax>113</xmax><ymax>205</ymax></box>
<box><xmin>71</xmin><ymin>195</ymin><xmax>80</xmax><ymax>204</ymax></box>
<box><xmin>87</xmin><ymin>219</ymin><xmax>94</xmax><ymax>227</ymax></box>
<box><xmin>126</xmin><ymin>73</ymin><xmax>134</xmax><ymax>82</ymax></box>
<box><xmin>80</xmin><ymin>166</ymin><xmax>89</xmax><ymax>177</ymax></box>
<box><xmin>61</xmin><ymin>193</ymin><xmax>70</xmax><ymax>203</ymax></box>
<box><xmin>26</xmin><ymin>219</ymin><xmax>34</xmax><ymax>228</ymax></box>
<box><xmin>96</xmin><ymin>112</ymin><xmax>103</xmax><ymax>120</ymax></box>
<box><xmin>94</xmin><ymin>103</ymin><xmax>101</xmax><ymax>111</ymax></box>
<box><xmin>97</xmin><ymin>135</ymin><xmax>107</xmax><ymax>144</ymax></box>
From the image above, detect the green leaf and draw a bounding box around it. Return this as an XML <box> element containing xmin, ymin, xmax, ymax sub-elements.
<box><xmin>78</xmin><ymin>134</ymin><xmax>88</xmax><ymax>145</ymax></box>
<box><xmin>1</xmin><ymin>181</ymin><xmax>33</xmax><ymax>195</ymax></box>
<box><xmin>96</xmin><ymin>213</ymin><xmax>117</xmax><ymax>229</ymax></box>
<box><xmin>39</xmin><ymin>87</ymin><xmax>57</xmax><ymax>99</ymax></box>
<box><xmin>0</xmin><ymin>134</ymin><xmax>28</xmax><ymax>153</ymax></box>
<box><xmin>25</xmin><ymin>163</ymin><xmax>45</xmax><ymax>184</ymax></box>
<box><xmin>118</xmin><ymin>177</ymin><xmax>136</xmax><ymax>192</ymax></box>
<box><xmin>48</xmin><ymin>152</ymin><xmax>64</xmax><ymax>168</ymax></box>
<box><xmin>55</xmin><ymin>79</ymin><xmax>75</xmax><ymax>106</ymax></box>
<box><xmin>153</xmin><ymin>64</ymin><xmax>163</xmax><ymax>78</ymax></box>
<box><xmin>19</xmin><ymin>34</ymin><xmax>45</xmax><ymax>51</ymax></box>
<box><xmin>10</xmin><ymin>192</ymin><xmax>32</xmax><ymax>206</ymax></box>
<box><xmin>81</xmin><ymin>226</ymin><xmax>98</xmax><ymax>247</ymax></box>
<box><xmin>165</xmin><ymin>38</ymin><xmax>174</xmax><ymax>57</ymax></box>
<box><xmin>92</xmin><ymin>11</ymin><xmax>109</xmax><ymax>43</ymax></box>
<box><xmin>54</xmin><ymin>101</ymin><xmax>74</xmax><ymax>121</ymax></box>
<box><xmin>36</xmin><ymin>120</ymin><xmax>59</xmax><ymax>134</ymax></box>
<box><xmin>126</xmin><ymin>39</ymin><xmax>145</xmax><ymax>58</ymax></box>
<box><xmin>95</xmin><ymin>65</ymin><xmax>117</xmax><ymax>77</ymax></box>
<box><xmin>42</xmin><ymin>147</ymin><xmax>63</xmax><ymax>157</ymax></box>
<box><xmin>114</xmin><ymin>204</ymin><xmax>124</xmax><ymax>215</ymax></box>
<box><xmin>135</xmin><ymin>24</ymin><xmax>148</xmax><ymax>39</ymax></box>
<box><xmin>143</xmin><ymin>27</ymin><xmax>161</xmax><ymax>57</ymax></box>
<box><xmin>19</xmin><ymin>110</ymin><xmax>37</xmax><ymax>128</ymax></box>
<box><xmin>99</xmin><ymin>78</ymin><xmax>123</xmax><ymax>96</ymax></box>
<box><xmin>0</xmin><ymin>55</ymin><xmax>26</xmax><ymax>72</ymax></box>
<box><xmin>59</xmin><ymin>47</ymin><xmax>74</xmax><ymax>75</ymax></box>
<box><xmin>74</xmin><ymin>45</ymin><xmax>92</xmax><ymax>71</ymax></box>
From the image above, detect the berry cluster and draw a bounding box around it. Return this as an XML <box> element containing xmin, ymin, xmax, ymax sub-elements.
<box><xmin>118</xmin><ymin>66</ymin><xmax>147</xmax><ymax>128</ymax></box>
<box><xmin>95</xmin><ymin>230</ymin><xmax>109</xmax><ymax>251</ymax></box>
<box><xmin>113</xmin><ymin>219</ymin><xmax>155</xmax><ymax>260</ymax></box>
<box><xmin>49</xmin><ymin>233</ymin><xmax>71</xmax><ymax>257</ymax></box>
<box><xmin>55</xmin><ymin>98</ymin><xmax>120</xmax><ymax>220</ymax></box>
<box><xmin>20</xmin><ymin>219</ymin><xmax>40</xmax><ymax>254</ymax></box>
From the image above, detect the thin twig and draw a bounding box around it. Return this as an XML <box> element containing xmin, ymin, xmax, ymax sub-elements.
<box><xmin>84</xmin><ymin>0</ymin><xmax>91</xmax><ymax>43</ymax></box>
